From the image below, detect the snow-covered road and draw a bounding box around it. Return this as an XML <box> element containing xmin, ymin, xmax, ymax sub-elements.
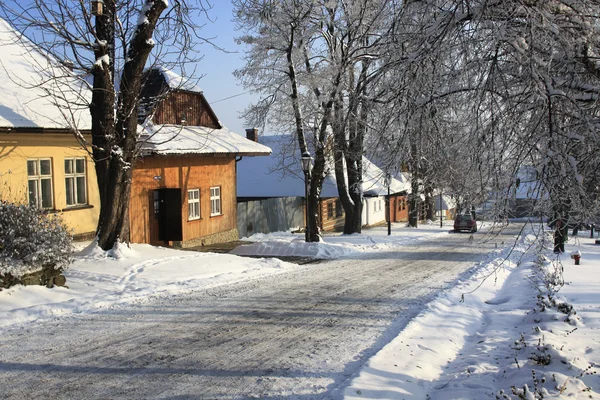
<box><xmin>0</xmin><ymin>228</ymin><xmax>519</xmax><ymax>399</ymax></box>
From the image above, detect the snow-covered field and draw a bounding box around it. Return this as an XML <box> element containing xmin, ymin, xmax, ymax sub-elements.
<box><xmin>2</xmin><ymin>221</ymin><xmax>600</xmax><ymax>399</ymax></box>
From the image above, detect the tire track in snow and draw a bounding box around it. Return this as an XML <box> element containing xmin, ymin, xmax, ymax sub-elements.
<box><xmin>0</xmin><ymin>228</ymin><xmax>518</xmax><ymax>399</ymax></box>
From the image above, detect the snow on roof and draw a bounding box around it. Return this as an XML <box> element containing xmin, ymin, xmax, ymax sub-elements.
<box><xmin>0</xmin><ymin>18</ymin><xmax>91</xmax><ymax>130</ymax></box>
<box><xmin>237</xmin><ymin>135</ymin><xmax>339</xmax><ymax>198</ymax></box>
<box><xmin>362</xmin><ymin>158</ymin><xmax>411</xmax><ymax>196</ymax></box>
<box><xmin>155</xmin><ymin>65</ymin><xmax>202</xmax><ymax>93</ymax></box>
<box><xmin>138</xmin><ymin>124</ymin><xmax>271</xmax><ymax>157</ymax></box>
<box><xmin>237</xmin><ymin>135</ymin><xmax>410</xmax><ymax>198</ymax></box>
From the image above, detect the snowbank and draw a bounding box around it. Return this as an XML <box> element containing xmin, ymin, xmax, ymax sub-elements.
<box><xmin>344</xmin><ymin>226</ymin><xmax>600</xmax><ymax>399</ymax></box>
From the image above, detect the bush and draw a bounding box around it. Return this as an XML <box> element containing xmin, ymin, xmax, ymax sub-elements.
<box><xmin>0</xmin><ymin>201</ymin><xmax>73</xmax><ymax>287</ymax></box>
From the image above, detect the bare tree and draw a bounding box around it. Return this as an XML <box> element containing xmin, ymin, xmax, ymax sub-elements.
<box><xmin>1</xmin><ymin>0</ymin><xmax>212</xmax><ymax>250</ymax></box>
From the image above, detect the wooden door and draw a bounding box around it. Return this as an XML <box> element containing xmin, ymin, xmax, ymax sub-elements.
<box><xmin>156</xmin><ymin>188</ymin><xmax>183</xmax><ymax>242</ymax></box>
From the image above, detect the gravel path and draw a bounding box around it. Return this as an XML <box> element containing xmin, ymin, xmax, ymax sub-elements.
<box><xmin>0</xmin><ymin>227</ymin><xmax>519</xmax><ymax>399</ymax></box>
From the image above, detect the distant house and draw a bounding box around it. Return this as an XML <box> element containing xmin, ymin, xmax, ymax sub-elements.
<box><xmin>434</xmin><ymin>193</ymin><xmax>457</xmax><ymax>221</ymax></box>
<box><xmin>236</xmin><ymin>135</ymin><xmax>409</xmax><ymax>237</ymax></box>
<box><xmin>479</xmin><ymin>166</ymin><xmax>545</xmax><ymax>219</ymax></box>
<box><xmin>0</xmin><ymin>18</ymin><xmax>100</xmax><ymax>239</ymax></box>
<box><xmin>361</xmin><ymin>159</ymin><xmax>410</xmax><ymax>226</ymax></box>
<box><xmin>132</xmin><ymin>67</ymin><xmax>271</xmax><ymax>247</ymax></box>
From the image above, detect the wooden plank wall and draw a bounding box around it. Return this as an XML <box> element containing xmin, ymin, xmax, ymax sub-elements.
<box><xmin>153</xmin><ymin>92</ymin><xmax>219</xmax><ymax>128</ymax></box>
<box><xmin>390</xmin><ymin>195</ymin><xmax>408</xmax><ymax>222</ymax></box>
<box><xmin>129</xmin><ymin>154</ymin><xmax>236</xmax><ymax>245</ymax></box>
<box><xmin>320</xmin><ymin>198</ymin><xmax>345</xmax><ymax>232</ymax></box>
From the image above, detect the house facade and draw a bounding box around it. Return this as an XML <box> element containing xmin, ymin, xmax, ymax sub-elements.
<box><xmin>0</xmin><ymin>132</ymin><xmax>100</xmax><ymax>239</ymax></box>
<box><xmin>0</xmin><ymin>18</ymin><xmax>99</xmax><ymax>239</ymax></box>
<box><xmin>132</xmin><ymin>68</ymin><xmax>270</xmax><ymax>247</ymax></box>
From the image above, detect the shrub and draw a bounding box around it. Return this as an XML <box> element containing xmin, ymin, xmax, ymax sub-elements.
<box><xmin>0</xmin><ymin>201</ymin><xmax>73</xmax><ymax>286</ymax></box>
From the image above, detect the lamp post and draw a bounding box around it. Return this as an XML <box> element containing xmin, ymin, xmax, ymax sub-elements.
<box><xmin>384</xmin><ymin>172</ymin><xmax>392</xmax><ymax>236</ymax></box>
<box><xmin>440</xmin><ymin>191</ymin><xmax>443</xmax><ymax>228</ymax></box>
<box><xmin>301</xmin><ymin>151</ymin><xmax>313</xmax><ymax>242</ymax></box>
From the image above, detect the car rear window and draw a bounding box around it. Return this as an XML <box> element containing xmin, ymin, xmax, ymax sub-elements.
<box><xmin>459</xmin><ymin>215</ymin><xmax>472</xmax><ymax>221</ymax></box>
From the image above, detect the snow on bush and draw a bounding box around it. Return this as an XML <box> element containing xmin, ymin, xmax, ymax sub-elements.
<box><xmin>0</xmin><ymin>201</ymin><xmax>73</xmax><ymax>278</ymax></box>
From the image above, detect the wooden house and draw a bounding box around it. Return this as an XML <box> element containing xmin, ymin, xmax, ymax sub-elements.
<box><xmin>236</xmin><ymin>135</ymin><xmax>409</xmax><ymax>236</ymax></box>
<box><xmin>0</xmin><ymin>18</ymin><xmax>99</xmax><ymax>239</ymax></box>
<box><xmin>132</xmin><ymin>67</ymin><xmax>271</xmax><ymax>247</ymax></box>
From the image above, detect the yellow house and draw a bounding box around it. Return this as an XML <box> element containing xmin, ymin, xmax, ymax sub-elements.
<box><xmin>0</xmin><ymin>18</ymin><xmax>99</xmax><ymax>239</ymax></box>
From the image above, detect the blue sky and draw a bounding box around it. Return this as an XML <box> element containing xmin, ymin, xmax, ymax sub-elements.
<box><xmin>191</xmin><ymin>1</ymin><xmax>256</xmax><ymax>137</ymax></box>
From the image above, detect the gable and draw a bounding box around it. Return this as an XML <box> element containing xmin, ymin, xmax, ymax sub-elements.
<box><xmin>153</xmin><ymin>91</ymin><xmax>220</xmax><ymax>128</ymax></box>
<box><xmin>138</xmin><ymin>67</ymin><xmax>221</xmax><ymax>129</ymax></box>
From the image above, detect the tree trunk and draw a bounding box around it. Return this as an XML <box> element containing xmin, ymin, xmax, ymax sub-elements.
<box><xmin>96</xmin><ymin>164</ymin><xmax>133</xmax><ymax>247</ymax></box>
<box><xmin>424</xmin><ymin>184</ymin><xmax>435</xmax><ymax>221</ymax></box>
<box><xmin>307</xmin><ymin>141</ymin><xmax>327</xmax><ymax>242</ymax></box>
<box><xmin>91</xmin><ymin>0</ymin><xmax>167</xmax><ymax>250</ymax></box>
<box><xmin>408</xmin><ymin>178</ymin><xmax>419</xmax><ymax>227</ymax></box>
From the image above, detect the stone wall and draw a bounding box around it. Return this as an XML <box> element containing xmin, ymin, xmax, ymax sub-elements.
<box><xmin>174</xmin><ymin>228</ymin><xmax>239</xmax><ymax>248</ymax></box>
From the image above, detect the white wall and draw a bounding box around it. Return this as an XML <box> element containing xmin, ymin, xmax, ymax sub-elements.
<box><xmin>362</xmin><ymin>196</ymin><xmax>387</xmax><ymax>226</ymax></box>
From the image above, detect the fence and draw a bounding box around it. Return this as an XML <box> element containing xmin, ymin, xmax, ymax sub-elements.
<box><xmin>237</xmin><ymin>197</ymin><xmax>305</xmax><ymax>239</ymax></box>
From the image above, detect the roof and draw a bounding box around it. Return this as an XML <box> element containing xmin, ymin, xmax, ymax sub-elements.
<box><xmin>138</xmin><ymin>67</ymin><xmax>219</xmax><ymax>127</ymax></box>
<box><xmin>0</xmin><ymin>18</ymin><xmax>91</xmax><ymax>130</ymax></box>
<box><xmin>155</xmin><ymin>66</ymin><xmax>203</xmax><ymax>93</ymax></box>
<box><xmin>362</xmin><ymin>159</ymin><xmax>411</xmax><ymax>196</ymax></box>
<box><xmin>138</xmin><ymin>124</ymin><xmax>272</xmax><ymax>157</ymax></box>
<box><xmin>236</xmin><ymin>136</ymin><xmax>339</xmax><ymax>198</ymax></box>
<box><xmin>237</xmin><ymin>135</ymin><xmax>409</xmax><ymax>198</ymax></box>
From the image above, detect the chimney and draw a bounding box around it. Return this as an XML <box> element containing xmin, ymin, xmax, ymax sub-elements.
<box><xmin>245</xmin><ymin>128</ymin><xmax>259</xmax><ymax>142</ymax></box>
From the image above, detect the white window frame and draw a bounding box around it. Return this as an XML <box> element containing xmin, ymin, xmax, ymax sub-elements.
<box><xmin>27</xmin><ymin>158</ymin><xmax>54</xmax><ymax>209</ymax></box>
<box><xmin>210</xmin><ymin>186</ymin><xmax>222</xmax><ymax>216</ymax></box>
<box><xmin>64</xmin><ymin>157</ymin><xmax>88</xmax><ymax>207</ymax></box>
<box><xmin>188</xmin><ymin>189</ymin><xmax>201</xmax><ymax>220</ymax></box>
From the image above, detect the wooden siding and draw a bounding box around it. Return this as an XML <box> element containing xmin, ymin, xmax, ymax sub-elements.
<box><xmin>129</xmin><ymin>154</ymin><xmax>237</xmax><ymax>246</ymax></box>
<box><xmin>152</xmin><ymin>91</ymin><xmax>220</xmax><ymax>128</ymax></box>
<box><xmin>320</xmin><ymin>198</ymin><xmax>345</xmax><ymax>232</ymax></box>
<box><xmin>390</xmin><ymin>195</ymin><xmax>408</xmax><ymax>222</ymax></box>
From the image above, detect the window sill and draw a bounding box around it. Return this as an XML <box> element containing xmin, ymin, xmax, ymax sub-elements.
<box><xmin>61</xmin><ymin>204</ymin><xmax>94</xmax><ymax>212</ymax></box>
<box><xmin>210</xmin><ymin>213</ymin><xmax>223</xmax><ymax>218</ymax></box>
<box><xmin>188</xmin><ymin>217</ymin><xmax>202</xmax><ymax>222</ymax></box>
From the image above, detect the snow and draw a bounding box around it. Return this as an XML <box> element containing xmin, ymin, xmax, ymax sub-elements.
<box><xmin>2</xmin><ymin>222</ymin><xmax>600</xmax><ymax>399</ymax></box>
<box><xmin>155</xmin><ymin>65</ymin><xmax>203</xmax><ymax>93</ymax></box>
<box><xmin>344</xmin><ymin>227</ymin><xmax>600</xmax><ymax>399</ymax></box>
<box><xmin>138</xmin><ymin>123</ymin><xmax>272</xmax><ymax>156</ymax></box>
<box><xmin>236</xmin><ymin>135</ymin><xmax>409</xmax><ymax>198</ymax></box>
<box><xmin>0</xmin><ymin>18</ymin><xmax>91</xmax><ymax>130</ymax></box>
<box><xmin>94</xmin><ymin>54</ymin><xmax>110</xmax><ymax>67</ymax></box>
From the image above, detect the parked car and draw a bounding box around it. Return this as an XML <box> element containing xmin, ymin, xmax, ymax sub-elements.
<box><xmin>454</xmin><ymin>214</ymin><xmax>477</xmax><ymax>233</ymax></box>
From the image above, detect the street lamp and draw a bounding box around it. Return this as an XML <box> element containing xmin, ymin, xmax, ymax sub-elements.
<box><xmin>439</xmin><ymin>191</ymin><xmax>443</xmax><ymax>228</ymax></box>
<box><xmin>301</xmin><ymin>151</ymin><xmax>313</xmax><ymax>242</ymax></box>
<box><xmin>384</xmin><ymin>172</ymin><xmax>392</xmax><ymax>236</ymax></box>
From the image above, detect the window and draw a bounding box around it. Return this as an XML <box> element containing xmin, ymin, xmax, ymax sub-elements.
<box><xmin>64</xmin><ymin>158</ymin><xmax>87</xmax><ymax>207</ymax></box>
<box><xmin>379</xmin><ymin>200</ymin><xmax>382</xmax><ymax>211</ymax></box>
<box><xmin>335</xmin><ymin>200</ymin><xmax>343</xmax><ymax>217</ymax></box>
<box><xmin>210</xmin><ymin>186</ymin><xmax>221</xmax><ymax>216</ymax></box>
<box><xmin>27</xmin><ymin>159</ymin><xmax>53</xmax><ymax>209</ymax></box>
<box><xmin>327</xmin><ymin>202</ymin><xmax>334</xmax><ymax>218</ymax></box>
<box><xmin>188</xmin><ymin>189</ymin><xmax>200</xmax><ymax>220</ymax></box>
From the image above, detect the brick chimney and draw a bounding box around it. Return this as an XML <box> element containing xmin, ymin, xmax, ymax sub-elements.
<box><xmin>245</xmin><ymin>128</ymin><xmax>259</xmax><ymax>142</ymax></box>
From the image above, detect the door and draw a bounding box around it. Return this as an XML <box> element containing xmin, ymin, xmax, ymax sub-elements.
<box><xmin>154</xmin><ymin>188</ymin><xmax>183</xmax><ymax>242</ymax></box>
